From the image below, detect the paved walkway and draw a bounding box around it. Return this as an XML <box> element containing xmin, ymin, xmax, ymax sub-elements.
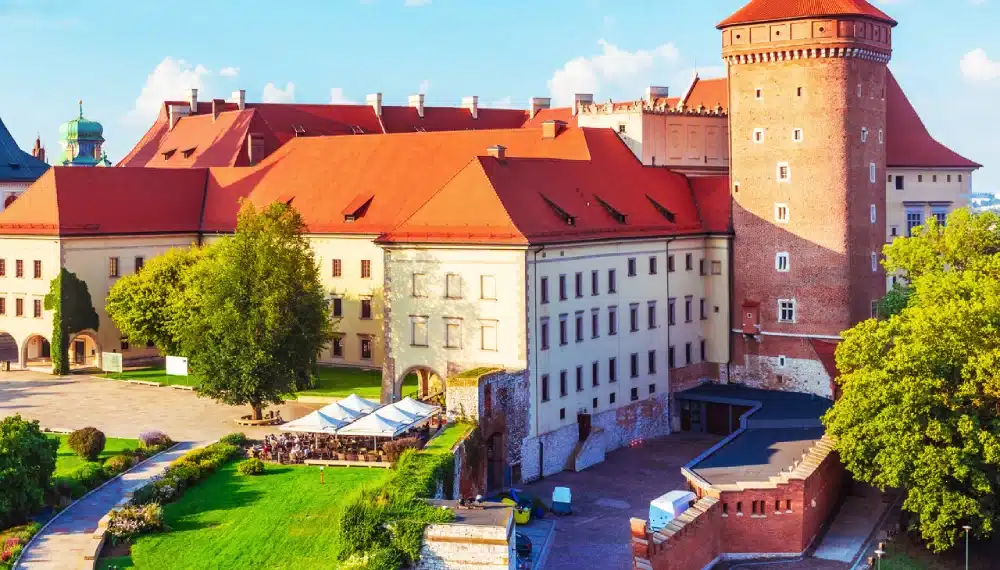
<box><xmin>813</xmin><ymin>483</ymin><xmax>889</xmax><ymax>563</ymax></box>
<box><xmin>15</xmin><ymin>442</ymin><xmax>198</xmax><ymax>570</ymax></box>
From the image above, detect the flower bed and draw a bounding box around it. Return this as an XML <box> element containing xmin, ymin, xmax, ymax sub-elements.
<box><xmin>0</xmin><ymin>523</ymin><xmax>40</xmax><ymax>570</ymax></box>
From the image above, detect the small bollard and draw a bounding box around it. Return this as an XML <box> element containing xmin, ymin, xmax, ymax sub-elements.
<box><xmin>320</xmin><ymin>465</ymin><xmax>325</xmax><ymax>485</ymax></box>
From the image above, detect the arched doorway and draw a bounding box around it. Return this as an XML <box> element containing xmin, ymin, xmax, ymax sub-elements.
<box><xmin>21</xmin><ymin>334</ymin><xmax>51</xmax><ymax>369</ymax></box>
<box><xmin>0</xmin><ymin>332</ymin><xmax>16</xmax><ymax>368</ymax></box>
<box><xmin>396</xmin><ymin>365</ymin><xmax>444</xmax><ymax>403</ymax></box>
<box><xmin>68</xmin><ymin>330</ymin><xmax>101</xmax><ymax>369</ymax></box>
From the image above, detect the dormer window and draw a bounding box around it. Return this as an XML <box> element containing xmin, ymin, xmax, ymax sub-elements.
<box><xmin>182</xmin><ymin>147</ymin><xmax>196</xmax><ymax>159</ymax></box>
<box><xmin>162</xmin><ymin>149</ymin><xmax>177</xmax><ymax>160</ymax></box>
<box><xmin>293</xmin><ymin>125</ymin><xmax>307</xmax><ymax>137</ymax></box>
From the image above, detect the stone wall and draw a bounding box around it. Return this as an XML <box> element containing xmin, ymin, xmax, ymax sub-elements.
<box><xmin>730</xmin><ymin>335</ymin><xmax>834</xmax><ymax>398</ymax></box>
<box><xmin>417</xmin><ymin>506</ymin><xmax>515</xmax><ymax>570</ymax></box>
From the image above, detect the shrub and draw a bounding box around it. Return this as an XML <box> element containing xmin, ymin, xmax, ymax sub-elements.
<box><xmin>103</xmin><ymin>454</ymin><xmax>137</xmax><ymax>476</ymax></box>
<box><xmin>218</xmin><ymin>432</ymin><xmax>248</xmax><ymax>447</ymax></box>
<box><xmin>129</xmin><ymin>441</ymin><xmax>244</xmax><ymax>508</ymax></box>
<box><xmin>138</xmin><ymin>430</ymin><xmax>173</xmax><ymax>451</ymax></box>
<box><xmin>68</xmin><ymin>427</ymin><xmax>106</xmax><ymax>461</ymax></box>
<box><xmin>161</xmin><ymin>461</ymin><xmax>201</xmax><ymax>490</ymax></box>
<box><xmin>0</xmin><ymin>415</ymin><xmax>58</xmax><ymax>528</ymax></box>
<box><xmin>106</xmin><ymin>503</ymin><xmax>165</xmax><ymax>539</ymax></box>
<box><xmin>72</xmin><ymin>462</ymin><xmax>107</xmax><ymax>488</ymax></box>
<box><xmin>237</xmin><ymin>458</ymin><xmax>265</xmax><ymax>476</ymax></box>
<box><xmin>382</xmin><ymin>437</ymin><xmax>421</xmax><ymax>464</ymax></box>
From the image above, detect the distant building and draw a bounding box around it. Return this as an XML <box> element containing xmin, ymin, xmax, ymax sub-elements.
<box><xmin>0</xmin><ymin>117</ymin><xmax>49</xmax><ymax>210</ymax></box>
<box><xmin>58</xmin><ymin>101</ymin><xmax>111</xmax><ymax>167</ymax></box>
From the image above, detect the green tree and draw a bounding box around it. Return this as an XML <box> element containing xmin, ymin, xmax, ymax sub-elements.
<box><xmin>106</xmin><ymin>247</ymin><xmax>208</xmax><ymax>355</ymax></box>
<box><xmin>173</xmin><ymin>202</ymin><xmax>332</xmax><ymax>419</ymax></box>
<box><xmin>0</xmin><ymin>415</ymin><xmax>58</xmax><ymax>527</ymax></box>
<box><xmin>44</xmin><ymin>269</ymin><xmax>100</xmax><ymax>375</ymax></box>
<box><xmin>824</xmin><ymin>209</ymin><xmax>1000</xmax><ymax>552</ymax></box>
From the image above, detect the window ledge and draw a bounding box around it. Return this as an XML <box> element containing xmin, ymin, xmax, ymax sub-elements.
<box><xmin>750</xmin><ymin>514</ymin><xmax>766</xmax><ymax>519</ymax></box>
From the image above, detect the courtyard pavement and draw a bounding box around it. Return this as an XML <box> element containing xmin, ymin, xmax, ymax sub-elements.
<box><xmin>522</xmin><ymin>433</ymin><xmax>722</xmax><ymax>570</ymax></box>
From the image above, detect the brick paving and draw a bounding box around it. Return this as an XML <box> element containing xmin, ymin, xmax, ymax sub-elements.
<box><xmin>522</xmin><ymin>433</ymin><xmax>722</xmax><ymax>570</ymax></box>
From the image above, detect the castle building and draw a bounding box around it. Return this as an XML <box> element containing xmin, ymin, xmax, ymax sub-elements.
<box><xmin>0</xmin><ymin>118</ymin><xmax>49</xmax><ymax>211</ymax></box>
<box><xmin>59</xmin><ymin>102</ymin><xmax>111</xmax><ymax>167</ymax></box>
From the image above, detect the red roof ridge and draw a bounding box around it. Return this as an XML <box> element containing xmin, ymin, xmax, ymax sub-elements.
<box><xmin>717</xmin><ymin>0</ymin><xmax>897</xmax><ymax>29</ymax></box>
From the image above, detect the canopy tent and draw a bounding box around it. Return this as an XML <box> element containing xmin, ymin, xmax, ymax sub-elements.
<box><xmin>318</xmin><ymin>401</ymin><xmax>364</xmax><ymax>423</ymax></box>
<box><xmin>338</xmin><ymin>393</ymin><xmax>381</xmax><ymax>415</ymax></box>
<box><xmin>394</xmin><ymin>396</ymin><xmax>441</xmax><ymax>417</ymax></box>
<box><xmin>337</xmin><ymin>410</ymin><xmax>410</xmax><ymax>438</ymax></box>
<box><xmin>375</xmin><ymin>402</ymin><xmax>424</xmax><ymax>426</ymax></box>
<box><xmin>279</xmin><ymin>410</ymin><xmax>348</xmax><ymax>434</ymax></box>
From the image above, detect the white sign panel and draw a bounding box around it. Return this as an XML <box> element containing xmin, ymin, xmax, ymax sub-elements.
<box><xmin>102</xmin><ymin>352</ymin><xmax>123</xmax><ymax>374</ymax></box>
<box><xmin>166</xmin><ymin>355</ymin><xmax>189</xmax><ymax>377</ymax></box>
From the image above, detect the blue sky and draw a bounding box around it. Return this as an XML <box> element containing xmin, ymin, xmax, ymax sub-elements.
<box><xmin>2</xmin><ymin>0</ymin><xmax>998</xmax><ymax>192</ymax></box>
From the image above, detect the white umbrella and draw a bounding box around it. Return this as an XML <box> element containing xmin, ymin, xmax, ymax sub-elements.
<box><xmin>279</xmin><ymin>410</ymin><xmax>348</xmax><ymax>433</ymax></box>
<box><xmin>339</xmin><ymin>393</ymin><xmax>381</xmax><ymax>415</ymax></box>
<box><xmin>318</xmin><ymin>401</ymin><xmax>363</xmax><ymax>422</ymax></box>
<box><xmin>376</xmin><ymin>402</ymin><xmax>423</xmax><ymax>426</ymax></box>
<box><xmin>338</xmin><ymin>411</ymin><xmax>408</xmax><ymax>437</ymax></box>
<box><xmin>394</xmin><ymin>397</ymin><xmax>441</xmax><ymax>417</ymax></box>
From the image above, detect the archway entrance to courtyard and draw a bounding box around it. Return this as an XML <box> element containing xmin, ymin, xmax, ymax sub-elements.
<box><xmin>0</xmin><ymin>332</ymin><xmax>16</xmax><ymax>368</ymax></box>
<box><xmin>68</xmin><ymin>330</ymin><xmax>101</xmax><ymax>369</ymax></box>
<box><xmin>396</xmin><ymin>365</ymin><xmax>444</xmax><ymax>404</ymax></box>
<box><xmin>22</xmin><ymin>334</ymin><xmax>51</xmax><ymax>370</ymax></box>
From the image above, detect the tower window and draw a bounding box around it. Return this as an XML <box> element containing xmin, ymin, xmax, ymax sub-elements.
<box><xmin>774</xmin><ymin>203</ymin><xmax>789</xmax><ymax>223</ymax></box>
<box><xmin>895</xmin><ymin>176</ymin><xmax>904</xmax><ymax>191</ymax></box>
<box><xmin>869</xmin><ymin>163</ymin><xmax>877</xmax><ymax>184</ymax></box>
<box><xmin>778</xmin><ymin>355</ymin><xmax>787</xmax><ymax>368</ymax></box>
<box><xmin>755</xmin><ymin>88</ymin><xmax>763</xmax><ymax>100</ymax></box>
<box><xmin>796</xmin><ymin>87</ymin><xmax>803</xmax><ymax>97</ymax></box>
<box><xmin>872</xmin><ymin>252</ymin><xmax>878</xmax><ymax>272</ymax></box>
<box><xmin>878</xmin><ymin>129</ymin><xmax>884</xmax><ymax>144</ymax></box>
<box><xmin>733</xmin><ymin>182</ymin><xmax>740</xmax><ymax>194</ymax></box>
<box><xmin>861</xmin><ymin>128</ymin><xmax>868</xmax><ymax>143</ymax></box>
<box><xmin>778</xmin><ymin>299</ymin><xmax>796</xmax><ymax>323</ymax></box>
<box><xmin>775</xmin><ymin>252</ymin><xmax>789</xmax><ymax>272</ymax></box>
<box><xmin>857</xmin><ymin>84</ymin><xmax>863</xmax><ymax>97</ymax></box>
<box><xmin>777</xmin><ymin>162</ymin><xmax>790</xmax><ymax>182</ymax></box>
<box><xmin>753</xmin><ymin>128</ymin><xmax>765</xmax><ymax>143</ymax></box>
<box><xmin>792</xmin><ymin>128</ymin><xmax>803</xmax><ymax>142</ymax></box>
<box><xmin>870</xmin><ymin>204</ymin><xmax>877</xmax><ymax>223</ymax></box>
<box><xmin>918</xmin><ymin>174</ymin><xmax>923</xmax><ymax>182</ymax></box>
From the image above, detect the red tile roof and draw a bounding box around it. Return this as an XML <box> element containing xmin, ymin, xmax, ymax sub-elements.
<box><xmin>690</xmin><ymin>176</ymin><xmax>731</xmax><ymax>233</ymax></box>
<box><xmin>682</xmin><ymin>77</ymin><xmax>729</xmax><ymax>112</ymax></box>
<box><xmin>717</xmin><ymin>0</ymin><xmax>897</xmax><ymax>28</ymax></box>
<box><xmin>885</xmin><ymin>71</ymin><xmax>981</xmax><ymax>169</ymax></box>
<box><xmin>0</xmin><ymin>168</ymin><xmax>208</xmax><ymax>236</ymax></box>
<box><xmin>521</xmin><ymin>108</ymin><xmax>577</xmax><ymax>129</ymax></box>
<box><xmin>379</xmin><ymin>106</ymin><xmax>529</xmax><ymax>133</ymax></box>
<box><xmin>380</xmin><ymin>129</ymin><xmax>709</xmax><ymax>246</ymax></box>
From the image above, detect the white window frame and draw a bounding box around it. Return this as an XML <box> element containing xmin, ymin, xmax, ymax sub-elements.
<box><xmin>792</xmin><ymin>128</ymin><xmax>803</xmax><ymax>143</ymax></box>
<box><xmin>869</xmin><ymin>162</ymin><xmax>877</xmax><ymax>184</ymax></box>
<box><xmin>775</xmin><ymin>252</ymin><xmax>790</xmax><ymax>272</ymax></box>
<box><xmin>870</xmin><ymin>204</ymin><xmax>876</xmax><ymax>224</ymax></box>
<box><xmin>778</xmin><ymin>299</ymin><xmax>796</xmax><ymax>323</ymax></box>
<box><xmin>753</xmin><ymin>128</ymin><xmax>765</xmax><ymax>144</ymax></box>
<box><xmin>878</xmin><ymin>128</ymin><xmax>884</xmax><ymax>144</ymax></box>
<box><xmin>446</xmin><ymin>273</ymin><xmax>462</xmax><ymax>299</ymax></box>
<box><xmin>733</xmin><ymin>181</ymin><xmax>740</xmax><ymax>194</ymax></box>
<box><xmin>857</xmin><ymin>84</ymin><xmax>863</xmax><ymax>97</ymax></box>
<box><xmin>871</xmin><ymin>252</ymin><xmax>878</xmax><ymax>272</ymax></box>
<box><xmin>774</xmin><ymin>203</ymin><xmax>789</xmax><ymax>223</ymax></box>
<box><xmin>861</xmin><ymin>127</ymin><xmax>868</xmax><ymax>143</ymax></box>
<box><xmin>776</xmin><ymin>162</ymin><xmax>790</xmax><ymax>183</ymax></box>
<box><xmin>480</xmin><ymin>274</ymin><xmax>497</xmax><ymax>300</ymax></box>
<box><xmin>445</xmin><ymin>318</ymin><xmax>463</xmax><ymax>349</ymax></box>
<box><xmin>480</xmin><ymin>320</ymin><xmax>499</xmax><ymax>352</ymax></box>
<box><xmin>777</xmin><ymin>355</ymin><xmax>787</xmax><ymax>368</ymax></box>
<box><xmin>412</xmin><ymin>273</ymin><xmax>426</xmax><ymax>298</ymax></box>
<box><xmin>411</xmin><ymin>316</ymin><xmax>428</xmax><ymax>347</ymax></box>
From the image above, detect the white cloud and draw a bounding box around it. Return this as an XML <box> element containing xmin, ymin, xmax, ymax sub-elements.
<box><xmin>125</xmin><ymin>57</ymin><xmax>211</xmax><ymax>124</ymax></box>
<box><xmin>262</xmin><ymin>82</ymin><xmax>296</xmax><ymax>103</ymax></box>
<box><xmin>329</xmin><ymin>87</ymin><xmax>356</xmax><ymax>104</ymax></box>
<box><xmin>547</xmin><ymin>39</ymin><xmax>680</xmax><ymax>106</ymax></box>
<box><xmin>219</xmin><ymin>66</ymin><xmax>240</xmax><ymax>77</ymax></box>
<box><xmin>418</xmin><ymin>79</ymin><xmax>431</xmax><ymax>94</ymax></box>
<box><xmin>405</xmin><ymin>0</ymin><xmax>430</xmax><ymax>5</ymax></box>
<box><xmin>961</xmin><ymin>48</ymin><xmax>1000</xmax><ymax>81</ymax></box>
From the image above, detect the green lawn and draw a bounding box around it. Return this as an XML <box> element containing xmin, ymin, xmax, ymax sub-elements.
<box><xmin>105</xmin><ymin>367</ymin><xmax>200</xmax><ymax>388</ymax></box>
<box><xmin>128</xmin><ymin>463</ymin><xmax>391</xmax><ymax>570</ymax></box>
<box><xmin>423</xmin><ymin>423</ymin><xmax>473</xmax><ymax>454</ymax></box>
<box><xmin>96</xmin><ymin>557</ymin><xmax>134</xmax><ymax>570</ymax></box>
<box><xmin>53</xmin><ymin>434</ymin><xmax>139</xmax><ymax>476</ymax></box>
<box><xmin>881</xmin><ymin>555</ymin><xmax>925</xmax><ymax>570</ymax></box>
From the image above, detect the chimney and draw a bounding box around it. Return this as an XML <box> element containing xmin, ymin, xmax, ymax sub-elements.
<box><xmin>230</xmin><ymin>90</ymin><xmax>246</xmax><ymax>111</ymax></box>
<box><xmin>189</xmin><ymin>88</ymin><xmax>198</xmax><ymax>114</ymax></box>
<box><xmin>572</xmin><ymin>93</ymin><xmax>594</xmax><ymax>117</ymax></box>
<box><xmin>212</xmin><ymin>99</ymin><xmax>224</xmax><ymax>122</ymax></box>
<box><xmin>462</xmin><ymin>96</ymin><xmax>479</xmax><ymax>119</ymax></box>
<box><xmin>542</xmin><ymin>120</ymin><xmax>566</xmax><ymax>140</ymax></box>
<box><xmin>167</xmin><ymin>104</ymin><xmax>190</xmax><ymax>130</ymax></box>
<box><xmin>644</xmin><ymin>86</ymin><xmax>669</xmax><ymax>106</ymax></box>
<box><xmin>366</xmin><ymin>93</ymin><xmax>383</xmax><ymax>117</ymax></box>
<box><xmin>529</xmin><ymin>97</ymin><xmax>551</xmax><ymax>119</ymax></box>
<box><xmin>408</xmin><ymin>94</ymin><xmax>425</xmax><ymax>119</ymax></box>
<box><xmin>487</xmin><ymin>145</ymin><xmax>506</xmax><ymax>162</ymax></box>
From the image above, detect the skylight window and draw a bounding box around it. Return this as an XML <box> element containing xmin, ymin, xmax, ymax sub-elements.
<box><xmin>594</xmin><ymin>195</ymin><xmax>627</xmax><ymax>224</ymax></box>
<box><xmin>645</xmin><ymin>194</ymin><xmax>676</xmax><ymax>223</ymax></box>
<box><xmin>540</xmin><ymin>194</ymin><xmax>575</xmax><ymax>226</ymax></box>
<box><xmin>350</xmin><ymin>125</ymin><xmax>365</xmax><ymax>134</ymax></box>
<box><xmin>293</xmin><ymin>125</ymin><xmax>307</xmax><ymax>137</ymax></box>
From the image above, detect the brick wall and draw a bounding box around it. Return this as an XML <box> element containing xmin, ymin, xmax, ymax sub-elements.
<box><xmin>418</xmin><ymin>510</ymin><xmax>515</xmax><ymax>570</ymax></box>
<box><xmin>669</xmin><ymin>361</ymin><xmax>719</xmax><ymax>394</ymax></box>
<box><xmin>730</xmin><ymin>335</ymin><xmax>834</xmax><ymax>397</ymax></box>
<box><xmin>631</xmin><ymin>498</ymin><xmax>722</xmax><ymax>570</ymax></box>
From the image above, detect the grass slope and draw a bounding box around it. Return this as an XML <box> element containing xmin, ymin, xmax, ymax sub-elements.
<box><xmin>129</xmin><ymin>463</ymin><xmax>391</xmax><ymax>570</ymax></box>
<box><xmin>53</xmin><ymin>434</ymin><xmax>139</xmax><ymax>477</ymax></box>
<box><xmin>423</xmin><ymin>423</ymin><xmax>472</xmax><ymax>454</ymax></box>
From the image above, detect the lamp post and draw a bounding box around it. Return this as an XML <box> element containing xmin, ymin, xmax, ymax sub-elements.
<box><xmin>319</xmin><ymin>465</ymin><xmax>325</xmax><ymax>485</ymax></box>
<box><xmin>874</xmin><ymin>548</ymin><xmax>884</xmax><ymax>570</ymax></box>
<box><xmin>963</xmin><ymin>525</ymin><xmax>972</xmax><ymax>570</ymax></box>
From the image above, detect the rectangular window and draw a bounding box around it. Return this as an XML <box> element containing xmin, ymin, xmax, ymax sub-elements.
<box><xmin>685</xmin><ymin>253</ymin><xmax>693</xmax><ymax>271</ymax></box>
<box><xmin>575</xmin><ymin>312</ymin><xmax>584</xmax><ymax>342</ymax></box>
<box><xmin>700</xmin><ymin>339</ymin><xmax>706</xmax><ymax>361</ymax></box>
<box><xmin>361</xmin><ymin>259</ymin><xmax>371</xmax><ymax>279</ymax></box>
<box><xmin>332</xmin><ymin>259</ymin><xmax>342</xmax><ymax>277</ymax></box>
<box><xmin>15</xmin><ymin>297</ymin><xmax>24</xmax><ymax>317</ymax></box>
<box><xmin>685</xmin><ymin>296</ymin><xmax>693</xmax><ymax>323</ymax></box>
<box><xmin>121</xmin><ymin>339</ymin><xmax>129</xmax><ymax>351</ymax></box>
<box><xmin>711</xmin><ymin>261</ymin><xmax>722</xmax><ymax>275</ymax></box>
<box><xmin>0</xmin><ymin>259</ymin><xmax>6</xmax><ymax>277</ymax></box>
<box><xmin>699</xmin><ymin>259</ymin><xmax>707</xmax><ymax>276</ymax></box>
<box><xmin>610</xmin><ymin>392</ymin><xmax>616</xmax><ymax>405</ymax></box>
<box><xmin>777</xmin><ymin>162</ymin><xmax>790</xmax><ymax>182</ymax></box>
<box><xmin>608</xmin><ymin>269</ymin><xmax>616</xmax><ymax>293</ymax></box>
<box><xmin>630</xmin><ymin>353</ymin><xmax>639</xmax><ymax>378</ymax></box>
<box><xmin>134</xmin><ymin>257</ymin><xmax>144</xmax><ymax>273</ymax></box>
<box><xmin>576</xmin><ymin>366</ymin><xmax>583</xmax><ymax>392</ymax></box>
<box><xmin>753</xmin><ymin>128</ymin><xmax>765</xmax><ymax>143</ymax></box>
<box><xmin>906</xmin><ymin>209</ymin><xmax>923</xmax><ymax>236</ymax></box>
<box><xmin>933</xmin><ymin>174</ymin><xmax>938</xmax><ymax>182</ymax></box>
<box><xmin>481</xmin><ymin>320</ymin><xmax>498</xmax><ymax>351</ymax></box>
<box><xmin>668</xmin><ymin>298</ymin><xmax>676</xmax><ymax>325</ymax></box>
<box><xmin>560</xmin><ymin>370</ymin><xmax>568</xmax><ymax>397</ymax></box>
<box><xmin>627</xmin><ymin>258</ymin><xmax>637</xmax><ymax>277</ymax></box>
<box><xmin>33</xmin><ymin>260</ymin><xmax>42</xmax><ymax>279</ymax></box>
<box><xmin>776</xmin><ymin>252</ymin><xmax>790</xmax><ymax>272</ymax></box>
<box><xmin>446</xmin><ymin>274</ymin><xmax>462</xmax><ymax>299</ymax></box>
<box><xmin>685</xmin><ymin>342</ymin><xmax>692</xmax><ymax>365</ymax></box>
<box><xmin>933</xmin><ymin>208</ymin><xmax>947</xmax><ymax>226</ymax></box>
<box><xmin>608</xmin><ymin>357</ymin><xmax>617</xmax><ymax>383</ymax></box>
<box><xmin>861</xmin><ymin>127</ymin><xmax>868</xmax><ymax>143</ymax></box>
<box><xmin>890</xmin><ymin>225</ymin><xmax>899</xmax><ymax>237</ymax></box>
<box><xmin>540</xmin><ymin>277</ymin><xmax>549</xmax><ymax>304</ymax></box>
<box><xmin>108</xmin><ymin>257</ymin><xmax>119</xmax><ymax>278</ymax></box>
<box><xmin>559</xmin><ymin>315</ymin><xmax>568</xmax><ymax>345</ymax></box>
<box><xmin>592</xmin><ymin>361</ymin><xmax>599</xmax><ymax>386</ymax></box>
<box><xmin>948</xmin><ymin>174</ymin><xmax>952</xmax><ymax>182</ymax></box>
<box><xmin>872</xmin><ymin>252</ymin><xmax>878</xmax><ymax>272</ymax></box>
<box><xmin>332</xmin><ymin>297</ymin><xmax>343</xmax><ymax>317</ymax></box>
<box><xmin>959</xmin><ymin>174</ymin><xmax>963</xmax><ymax>183</ymax></box>
<box><xmin>629</xmin><ymin>304</ymin><xmax>639</xmax><ymax>332</ymax></box>
<box><xmin>775</xmin><ymin>203</ymin><xmax>789</xmax><ymax>223</ymax></box>
<box><xmin>331</xmin><ymin>335</ymin><xmax>344</xmax><ymax>357</ymax></box>
<box><xmin>700</xmin><ymin>298</ymin><xmax>707</xmax><ymax>320</ymax></box>
<box><xmin>446</xmin><ymin>319</ymin><xmax>462</xmax><ymax>348</ymax></box>
<box><xmin>360</xmin><ymin>298</ymin><xmax>372</xmax><ymax>319</ymax></box>
<box><xmin>591</xmin><ymin>270</ymin><xmax>599</xmax><ymax>296</ymax></box>
<box><xmin>630</xmin><ymin>387</ymin><xmax>639</xmax><ymax>401</ymax></box>
<box><xmin>870</xmin><ymin>204</ymin><xmax>877</xmax><ymax>223</ymax></box>
<box><xmin>778</xmin><ymin>299</ymin><xmax>796</xmax><ymax>323</ymax></box>
<box><xmin>360</xmin><ymin>338</ymin><xmax>372</xmax><ymax>360</ymax></box>
<box><xmin>0</xmin><ymin>298</ymin><xmax>5</xmax><ymax>315</ymax></box>
<box><xmin>648</xmin><ymin>301</ymin><xmax>657</xmax><ymax>329</ymax></box>
<box><xmin>541</xmin><ymin>374</ymin><xmax>550</xmax><ymax>402</ymax></box>
<box><xmin>608</xmin><ymin>306</ymin><xmax>617</xmax><ymax>335</ymax></box>
<box><xmin>32</xmin><ymin>299</ymin><xmax>41</xmax><ymax>318</ymax></box>
<box><xmin>558</xmin><ymin>274</ymin><xmax>567</xmax><ymax>300</ymax></box>
<box><xmin>412</xmin><ymin>273</ymin><xmax>426</xmax><ymax>297</ymax></box>
<box><xmin>878</xmin><ymin>129</ymin><xmax>884</xmax><ymax>144</ymax></box>
<box><xmin>481</xmin><ymin>274</ymin><xmax>496</xmax><ymax>300</ymax></box>
<box><xmin>648</xmin><ymin>350</ymin><xmax>656</xmax><ymax>374</ymax></box>
<box><xmin>797</xmin><ymin>86</ymin><xmax>803</xmax><ymax>97</ymax></box>
<box><xmin>411</xmin><ymin>317</ymin><xmax>428</xmax><ymax>347</ymax></box>
<box><xmin>755</xmin><ymin>88</ymin><xmax>762</xmax><ymax>99</ymax></box>
<box><xmin>591</xmin><ymin>309</ymin><xmax>599</xmax><ymax>339</ymax></box>
<box><xmin>895</xmin><ymin>175</ymin><xmax>904</xmax><ymax>191</ymax></box>
<box><xmin>14</xmin><ymin>260</ymin><xmax>24</xmax><ymax>278</ymax></box>
<box><xmin>870</xmin><ymin>163</ymin><xmax>877</xmax><ymax>184</ymax></box>
<box><xmin>918</xmin><ymin>174</ymin><xmax>923</xmax><ymax>182</ymax></box>
<box><xmin>574</xmin><ymin>272</ymin><xmax>583</xmax><ymax>298</ymax></box>
<box><xmin>540</xmin><ymin>319</ymin><xmax>550</xmax><ymax>350</ymax></box>
<box><xmin>792</xmin><ymin>128</ymin><xmax>803</xmax><ymax>142</ymax></box>
<box><xmin>871</xmin><ymin>300</ymin><xmax>879</xmax><ymax>319</ymax></box>
<box><xmin>667</xmin><ymin>255</ymin><xmax>675</xmax><ymax>272</ymax></box>
<box><xmin>668</xmin><ymin>346</ymin><xmax>675</xmax><ymax>369</ymax></box>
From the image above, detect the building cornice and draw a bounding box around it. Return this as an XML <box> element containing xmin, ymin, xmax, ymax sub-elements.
<box><xmin>725</xmin><ymin>46</ymin><xmax>890</xmax><ymax>66</ymax></box>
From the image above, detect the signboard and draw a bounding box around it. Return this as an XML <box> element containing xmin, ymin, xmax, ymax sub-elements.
<box><xmin>166</xmin><ymin>355</ymin><xmax>189</xmax><ymax>377</ymax></box>
<box><xmin>102</xmin><ymin>352</ymin><xmax>123</xmax><ymax>374</ymax></box>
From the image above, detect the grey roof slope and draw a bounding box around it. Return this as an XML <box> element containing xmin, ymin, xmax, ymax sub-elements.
<box><xmin>0</xmin><ymin>117</ymin><xmax>49</xmax><ymax>182</ymax></box>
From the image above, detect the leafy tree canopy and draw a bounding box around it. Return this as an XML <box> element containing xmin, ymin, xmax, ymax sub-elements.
<box><xmin>0</xmin><ymin>415</ymin><xmax>58</xmax><ymax>527</ymax></box>
<box><xmin>45</xmin><ymin>268</ymin><xmax>99</xmax><ymax>375</ymax></box>
<box><xmin>824</xmin><ymin>209</ymin><xmax>1000</xmax><ymax>552</ymax></box>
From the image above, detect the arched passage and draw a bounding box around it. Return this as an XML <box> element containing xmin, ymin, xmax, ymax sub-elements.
<box><xmin>395</xmin><ymin>365</ymin><xmax>444</xmax><ymax>403</ymax></box>
<box><xmin>0</xmin><ymin>332</ymin><xmax>17</xmax><ymax>368</ymax></box>
<box><xmin>21</xmin><ymin>334</ymin><xmax>51</xmax><ymax>370</ymax></box>
<box><xmin>68</xmin><ymin>329</ymin><xmax>101</xmax><ymax>369</ymax></box>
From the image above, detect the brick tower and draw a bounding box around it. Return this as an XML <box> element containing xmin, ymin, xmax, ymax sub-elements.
<box><xmin>720</xmin><ymin>1</ymin><xmax>894</xmax><ymax>397</ymax></box>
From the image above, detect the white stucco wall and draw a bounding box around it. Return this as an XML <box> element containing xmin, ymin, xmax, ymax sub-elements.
<box><xmin>0</xmin><ymin>235</ymin><xmax>61</xmax><ymax>364</ymax></box>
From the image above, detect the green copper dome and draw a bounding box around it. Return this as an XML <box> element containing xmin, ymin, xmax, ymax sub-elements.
<box><xmin>59</xmin><ymin>101</ymin><xmax>104</xmax><ymax>142</ymax></box>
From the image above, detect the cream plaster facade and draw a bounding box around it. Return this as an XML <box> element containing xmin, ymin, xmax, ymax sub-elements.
<box><xmin>0</xmin><ymin>236</ymin><xmax>60</xmax><ymax>366</ymax></box>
